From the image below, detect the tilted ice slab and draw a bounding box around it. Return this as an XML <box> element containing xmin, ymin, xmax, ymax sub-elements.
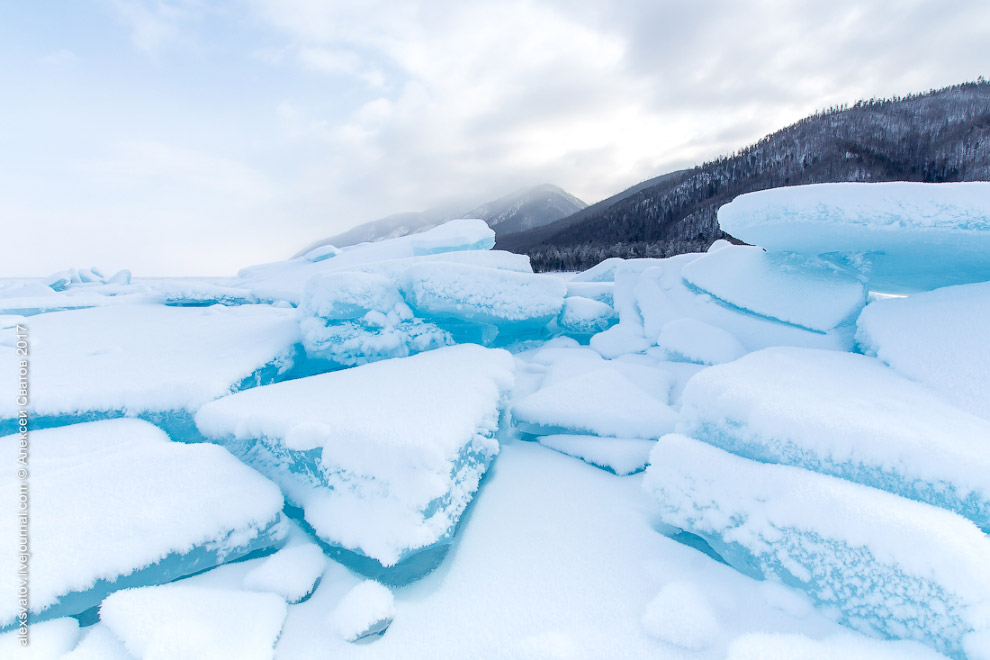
<box><xmin>100</xmin><ymin>585</ymin><xmax>288</xmax><ymax>660</ymax></box>
<box><xmin>679</xmin><ymin>347</ymin><xmax>990</xmax><ymax>532</ymax></box>
<box><xmin>513</xmin><ymin>367</ymin><xmax>677</xmax><ymax>439</ymax></box>
<box><xmin>0</xmin><ymin>304</ymin><xmax>300</xmax><ymax>437</ymax></box>
<box><xmin>0</xmin><ymin>420</ymin><xmax>288</xmax><ymax>630</ymax></box>
<box><xmin>233</xmin><ymin>219</ymin><xmax>504</xmax><ymax>304</ymax></box>
<box><xmin>400</xmin><ymin>262</ymin><xmax>566</xmax><ymax>338</ymax></box>
<box><xmin>195</xmin><ymin>345</ymin><xmax>515</xmax><ymax>578</ymax></box>
<box><xmin>556</xmin><ymin>296</ymin><xmax>615</xmax><ymax>336</ymax></box>
<box><xmin>857</xmin><ymin>281</ymin><xmax>990</xmax><ymax>421</ymax></box>
<box><xmin>536</xmin><ymin>434</ymin><xmax>654</xmax><ymax>475</ymax></box>
<box><xmin>644</xmin><ymin>434</ymin><xmax>990</xmax><ymax>659</ymax></box>
<box><xmin>299</xmin><ymin>272</ymin><xmax>451</xmax><ymax>368</ymax></box>
<box><xmin>680</xmin><ymin>245</ymin><xmax>866</xmax><ymax>332</ymax></box>
<box><xmin>657</xmin><ymin>318</ymin><xmax>745</xmax><ymax>365</ymax></box>
<box><xmin>717</xmin><ymin>182</ymin><xmax>990</xmax><ymax>291</ymax></box>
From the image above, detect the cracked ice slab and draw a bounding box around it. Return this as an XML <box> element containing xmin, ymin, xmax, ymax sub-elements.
<box><xmin>644</xmin><ymin>434</ymin><xmax>990</xmax><ymax>659</ymax></box>
<box><xmin>678</xmin><ymin>346</ymin><xmax>990</xmax><ymax>532</ymax></box>
<box><xmin>0</xmin><ymin>419</ymin><xmax>288</xmax><ymax>630</ymax></box>
<box><xmin>195</xmin><ymin>344</ymin><xmax>515</xmax><ymax>575</ymax></box>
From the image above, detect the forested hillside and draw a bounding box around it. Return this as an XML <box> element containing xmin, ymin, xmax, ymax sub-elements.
<box><xmin>500</xmin><ymin>80</ymin><xmax>990</xmax><ymax>271</ymax></box>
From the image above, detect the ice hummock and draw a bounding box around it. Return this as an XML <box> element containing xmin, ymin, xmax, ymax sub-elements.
<box><xmin>0</xmin><ymin>304</ymin><xmax>300</xmax><ymax>438</ymax></box>
<box><xmin>242</xmin><ymin>543</ymin><xmax>328</xmax><ymax>604</ymax></box>
<box><xmin>0</xmin><ymin>420</ymin><xmax>288</xmax><ymax>630</ymax></box>
<box><xmin>100</xmin><ymin>585</ymin><xmax>288</xmax><ymax>660</ymax></box>
<box><xmin>195</xmin><ymin>344</ymin><xmax>515</xmax><ymax>580</ymax></box>
<box><xmin>717</xmin><ymin>182</ymin><xmax>990</xmax><ymax>292</ymax></box>
<box><xmin>556</xmin><ymin>296</ymin><xmax>616</xmax><ymax>336</ymax></box>
<box><xmin>856</xmin><ymin>281</ymin><xmax>990</xmax><ymax>421</ymax></box>
<box><xmin>299</xmin><ymin>271</ymin><xmax>452</xmax><ymax>368</ymax></box>
<box><xmin>678</xmin><ymin>347</ymin><xmax>990</xmax><ymax>532</ymax></box>
<box><xmin>331</xmin><ymin>581</ymin><xmax>396</xmax><ymax>642</ymax></box>
<box><xmin>644</xmin><ymin>434</ymin><xmax>990</xmax><ymax>659</ymax></box>
<box><xmin>679</xmin><ymin>245</ymin><xmax>866</xmax><ymax>332</ymax></box>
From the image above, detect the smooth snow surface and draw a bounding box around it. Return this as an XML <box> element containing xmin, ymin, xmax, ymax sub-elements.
<box><xmin>657</xmin><ymin>318</ymin><xmax>745</xmax><ymax>365</ymax></box>
<box><xmin>536</xmin><ymin>434</ymin><xmax>654</xmax><ymax>475</ymax></box>
<box><xmin>196</xmin><ymin>345</ymin><xmax>515</xmax><ymax>567</ymax></box>
<box><xmin>0</xmin><ymin>420</ymin><xmax>287</xmax><ymax>628</ymax></box>
<box><xmin>100</xmin><ymin>586</ymin><xmax>287</xmax><ymax>660</ymax></box>
<box><xmin>726</xmin><ymin>632</ymin><xmax>952</xmax><ymax>660</ymax></box>
<box><xmin>0</xmin><ymin>304</ymin><xmax>299</xmax><ymax>423</ymax></box>
<box><xmin>856</xmin><ymin>281</ymin><xmax>990</xmax><ymax>420</ymax></box>
<box><xmin>718</xmin><ymin>182</ymin><xmax>990</xmax><ymax>291</ymax></box>
<box><xmin>641</xmin><ymin>581</ymin><xmax>719</xmax><ymax>650</ymax></box>
<box><xmin>679</xmin><ymin>347</ymin><xmax>990</xmax><ymax>531</ymax></box>
<box><xmin>0</xmin><ymin>618</ymin><xmax>79</xmax><ymax>659</ymax></box>
<box><xmin>645</xmin><ymin>434</ymin><xmax>990</xmax><ymax>658</ymax></box>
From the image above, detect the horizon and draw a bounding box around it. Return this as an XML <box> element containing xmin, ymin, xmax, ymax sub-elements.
<box><xmin>2</xmin><ymin>0</ymin><xmax>989</xmax><ymax>277</ymax></box>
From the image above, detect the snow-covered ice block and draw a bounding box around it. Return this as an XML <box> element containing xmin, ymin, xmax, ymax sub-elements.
<box><xmin>195</xmin><ymin>345</ymin><xmax>515</xmax><ymax>579</ymax></box>
<box><xmin>679</xmin><ymin>347</ymin><xmax>990</xmax><ymax>532</ymax></box>
<box><xmin>299</xmin><ymin>271</ymin><xmax>451</xmax><ymax>367</ymax></box>
<box><xmin>644</xmin><ymin>434</ymin><xmax>990</xmax><ymax>658</ymax></box>
<box><xmin>303</xmin><ymin>244</ymin><xmax>341</xmax><ymax>262</ymax></box>
<box><xmin>243</xmin><ymin>543</ymin><xmax>327</xmax><ymax>603</ymax></box>
<box><xmin>565</xmin><ymin>281</ymin><xmax>614</xmax><ymax>305</ymax></box>
<box><xmin>680</xmin><ymin>245</ymin><xmax>866</xmax><ymax>332</ymax></box>
<box><xmin>513</xmin><ymin>367</ymin><xmax>677</xmax><ymax>439</ymax></box>
<box><xmin>331</xmin><ymin>580</ymin><xmax>395</xmax><ymax>642</ymax></box>
<box><xmin>60</xmin><ymin>625</ymin><xmax>134</xmax><ymax>660</ymax></box>
<box><xmin>641</xmin><ymin>581</ymin><xmax>718</xmax><ymax>651</ymax></box>
<box><xmin>589</xmin><ymin>323</ymin><xmax>652</xmax><ymax>358</ymax></box>
<box><xmin>401</xmin><ymin>262</ymin><xmax>566</xmax><ymax>336</ymax></box>
<box><xmin>857</xmin><ymin>281</ymin><xmax>990</xmax><ymax>420</ymax></box>
<box><xmin>726</xmin><ymin>632</ymin><xmax>953</xmax><ymax>660</ymax></box>
<box><xmin>536</xmin><ymin>435</ymin><xmax>654</xmax><ymax>475</ymax></box>
<box><xmin>556</xmin><ymin>296</ymin><xmax>615</xmax><ymax>336</ymax></box>
<box><xmin>100</xmin><ymin>585</ymin><xmax>287</xmax><ymax>660</ymax></box>
<box><xmin>0</xmin><ymin>304</ymin><xmax>300</xmax><ymax>437</ymax></box>
<box><xmin>0</xmin><ymin>420</ymin><xmax>288</xmax><ymax>630</ymax></box>
<box><xmin>569</xmin><ymin>257</ymin><xmax>625</xmax><ymax>282</ymax></box>
<box><xmin>657</xmin><ymin>318</ymin><xmax>745</xmax><ymax>365</ymax></box>
<box><xmin>718</xmin><ymin>182</ymin><xmax>990</xmax><ymax>291</ymax></box>
<box><xmin>0</xmin><ymin>618</ymin><xmax>79</xmax><ymax>659</ymax></box>
<box><xmin>409</xmin><ymin>218</ymin><xmax>494</xmax><ymax>254</ymax></box>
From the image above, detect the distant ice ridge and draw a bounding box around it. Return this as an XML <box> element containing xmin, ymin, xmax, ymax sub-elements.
<box><xmin>644</xmin><ymin>434</ymin><xmax>990</xmax><ymax>659</ymax></box>
<box><xmin>195</xmin><ymin>345</ymin><xmax>515</xmax><ymax>582</ymax></box>
<box><xmin>856</xmin><ymin>280</ymin><xmax>990</xmax><ymax>421</ymax></box>
<box><xmin>0</xmin><ymin>420</ymin><xmax>288</xmax><ymax>630</ymax></box>
<box><xmin>678</xmin><ymin>347</ymin><xmax>990</xmax><ymax>532</ymax></box>
<box><xmin>0</xmin><ymin>304</ymin><xmax>301</xmax><ymax>438</ymax></box>
<box><xmin>718</xmin><ymin>182</ymin><xmax>990</xmax><ymax>291</ymax></box>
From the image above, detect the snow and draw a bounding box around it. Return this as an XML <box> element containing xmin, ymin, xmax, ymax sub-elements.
<box><xmin>856</xmin><ymin>281</ymin><xmax>990</xmax><ymax>420</ymax></box>
<box><xmin>100</xmin><ymin>585</ymin><xmax>288</xmax><ymax>660</ymax></box>
<box><xmin>680</xmin><ymin>245</ymin><xmax>866</xmax><ymax>332</ymax></box>
<box><xmin>536</xmin><ymin>434</ymin><xmax>655</xmax><ymax>475</ymax></box>
<box><xmin>195</xmin><ymin>344</ymin><xmax>515</xmax><ymax>568</ymax></box>
<box><xmin>60</xmin><ymin>626</ymin><xmax>133</xmax><ymax>660</ymax></box>
<box><xmin>0</xmin><ymin>419</ymin><xmax>287</xmax><ymax>628</ymax></box>
<box><xmin>401</xmin><ymin>262</ymin><xmax>566</xmax><ymax>331</ymax></box>
<box><xmin>726</xmin><ymin>632</ymin><xmax>952</xmax><ymax>660</ymax></box>
<box><xmin>657</xmin><ymin>318</ymin><xmax>746</xmax><ymax>365</ymax></box>
<box><xmin>0</xmin><ymin>618</ymin><xmax>78</xmax><ymax>659</ymax></box>
<box><xmin>243</xmin><ymin>543</ymin><xmax>328</xmax><ymax>604</ymax></box>
<box><xmin>0</xmin><ymin>304</ymin><xmax>300</xmax><ymax>429</ymax></box>
<box><xmin>678</xmin><ymin>347</ymin><xmax>990</xmax><ymax>531</ymax></box>
<box><xmin>718</xmin><ymin>182</ymin><xmax>990</xmax><ymax>291</ymax></box>
<box><xmin>330</xmin><ymin>581</ymin><xmax>396</xmax><ymax>642</ymax></box>
<box><xmin>641</xmin><ymin>581</ymin><xmax>719</xmax><ymax>650</ymax></box>
<box><xmin>513</xmin><ymin>367</ymin><xmax>677</xmax><ymax>439</ymax></box>
<box><xmin>556</xmin><ymin>296</ymin><xmax>615</xmax><ymax>335</ymax></box>
<box><xmin>303</xmin><ymin>244</ymin><xmax>341</xmax><ymax>262</ymax></box>
<box><xmin>564</xmin><ymin>281</ymin><xmax>614</xmax><ymax>305</ymax></box>
<box><xmin>644</xmin><ymin>433</ymin><xmax>990</xmax><ymax>658</ymax></box>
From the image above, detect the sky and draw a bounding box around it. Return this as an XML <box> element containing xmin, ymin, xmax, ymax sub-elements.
<box><xmin>1</xmin><ymin>0</ymin><xmax>988</xmax><ymax>277</ymax></box>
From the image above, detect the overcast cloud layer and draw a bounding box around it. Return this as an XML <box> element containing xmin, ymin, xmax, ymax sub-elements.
<box><xmin>2</xmin><ymin>0</ymin><xmax>988</xmax><ymax>276</ymax></box>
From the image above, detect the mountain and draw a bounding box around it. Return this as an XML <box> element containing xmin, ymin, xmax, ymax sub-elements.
<box><xmin>295</xmin><ymin>184</ymin><xmax>586</xmax><ymax>256</ymax></box>
<box><xmin>500</xmin><ymin>80</ymin><xmax>990</xmax><ymax>271</ymax></box>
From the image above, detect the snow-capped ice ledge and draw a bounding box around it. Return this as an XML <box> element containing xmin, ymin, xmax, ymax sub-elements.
<box><xmin>195</xmin><ymin>344</ymin><xmax>515</xmax><ymax>584</ymax></box>
<box><xmin>718</xmin><ymin>182</ymin><xmax>990</xmax><ymax>291</ymax></box>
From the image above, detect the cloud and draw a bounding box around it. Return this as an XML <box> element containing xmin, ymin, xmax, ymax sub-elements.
<box><xmin>109</xmin><ymin>0</ymin><xmax>202</xmax><ymax>52</ymax></box>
